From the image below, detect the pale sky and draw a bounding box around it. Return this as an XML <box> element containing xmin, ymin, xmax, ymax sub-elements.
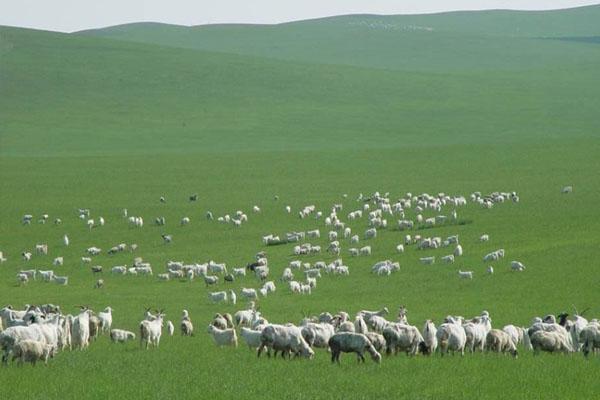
<box><xmin>1</xmin><ymin>0</ymin><xmax>598</xmax><ymax>33</ymax></box>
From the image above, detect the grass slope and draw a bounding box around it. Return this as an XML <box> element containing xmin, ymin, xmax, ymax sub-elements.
<box><xmin>78</xmin><ymin>6</ymin><xmax>600</xmax><ymax>71</ymax></box>
<box><xmin>1</xmin><ymin>6</ymin><xmax>600</xmax><ymax>399</ymax></box>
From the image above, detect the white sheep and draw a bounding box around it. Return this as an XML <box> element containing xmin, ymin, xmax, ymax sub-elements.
<box><xmin>110</xmin><ymin>329</ymin><xmax>136</xmax><ymax>343</ymax></box>
<box><xmin>207</xmin><ymin>325</ymin><xmax>238</xmax><ymax>347</ymax></box>
<box><xmin>458</xmin><ymin>270</ymin><xmax>473</xmax><ymax>279</ymax></box>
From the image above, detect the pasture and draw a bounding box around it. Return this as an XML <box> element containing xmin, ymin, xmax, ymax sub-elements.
<box><xmin>1</xmin><ymin>5</ymin><xmax>600</xmax><ymax>399</ymax></box>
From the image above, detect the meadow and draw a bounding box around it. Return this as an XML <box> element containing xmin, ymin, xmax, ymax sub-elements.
<box><xmin>0</xmin><ymin>5</ymin><xmax>599</xmax><ymax>399</ymax></box>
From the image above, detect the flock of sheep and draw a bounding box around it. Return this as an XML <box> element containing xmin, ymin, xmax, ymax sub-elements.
<box><xmin>2</xmin><ymin>186</ymin><xmax>595</xmax><ymax>366</ymax></box>
<box><xmin>1</xmin><ymin>302</ymin><xmax>598</xmax><ymax>367</ymax></box>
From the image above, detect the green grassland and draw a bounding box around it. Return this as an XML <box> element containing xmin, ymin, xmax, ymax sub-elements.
<box><xmin>0</xmin><ymin>5</ymin><xmax>599</xmax><ymax>399</ymax></box>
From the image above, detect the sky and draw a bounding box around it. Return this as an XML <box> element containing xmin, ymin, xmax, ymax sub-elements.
<box><xmin>0</xmin><ymin>0</ymin><xmax>598</xmax><ymax>33</ymax></box>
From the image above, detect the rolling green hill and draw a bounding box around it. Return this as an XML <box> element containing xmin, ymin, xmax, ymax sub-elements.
<box><xmin>1</xmin><ymin>5</ymin><xmax>600</xmax><ymax>400</ymax></box>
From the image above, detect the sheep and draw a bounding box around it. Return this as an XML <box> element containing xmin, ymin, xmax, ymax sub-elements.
<box><xmin>38</xmin><ymin>270</ymin><xmax>54</xmax><ymax>282</ymax></box>
<box><xmin>22</xmin><ymin>252</ymin><xmax>32</xmax><ymax>261</ymax></box>
<box><xmin>240</xmin><ymin>288</ymin><xmax>258</xmax><ymax>300</ymax></box>
<box><xmin>463</xmin><ymin>316</ymin><xmax>492</xmax><ymax>353</ymax></box>
<box><xmin>232</xmin><ymin>268</ymin><xmax>246</xmax><ymax>277</ymax></box>
<box><xmin>181</xmin><ymin>315</ymin><xmax>194</xmax><ymax>337</ymax></box>
<box><xmin>35</xmin><ymin>244</ymin><xmax>48</xmax><ymax>255</ymax></box>
<box><xmin>561</xmin><ymin>185</ymin><xmax>573</xmax><ymax>194</ymax></box>
<box><xmin>365</xmin><ymin>228</ymin><xmax>377</xmax><ymax>239</ymax></box>
<box><xmin>89</xmin><ymin>315</ymin><xmax>101</xmax><ymax>341</ymax></box>
<box><xmin>209</xmin><ymin>291</ymin><xmax>228</xmax><ymax>304</ymax></box>
<box><xmin>454</xmin><ymin>245</ymin><xmax>463</xmax><ymax>257</ymax></box>
<box><xmin>161</xmin><ymin>234</ymin><xmax>173</xmax><ymax>244</ymax></box>
<box><xmin>98</xmin><ymin>307</ymin><xmax>112</xmax><ymax>333</ymax></box>
<box><xmin>140</xmin><ymin>311</ymin><xmax>165</xmax><ymax>349</ymax></box>
<box><xmin>180</xmin><ymin>217</ymin><xmax>190</xmax><ymax>225</ymax></box>
<box><xmin>422</xmin><ymin>320</ymin><xmax>438</xmax><ymax>355</ymax></box>
<box><xmin>485</xmin><ymin>329</ymin><xmax>518</xmax><ymax>357</ymax></box>
<box><xmin>281</xmin><ymin>268</ymin><xmax>294</xmax><ymax>282</ymax></box>
<box><xmin>458</xmin><ymin>270</ymin><xmax>473</xmax><ymax>279</ymax></box>
<box><xmin>580</xmin><ymin>324</ymin><xmax>600</xmax><ymax>357</ymax></box>
<box><xmin>300</xmin><ymin>284</ymin><xmax>312</xmax><ymax>295</ymax></box>
<box><xmin>258</xmin><ymin>324</ymin><xmax>313</xmax><ymax>359</ymax></box>
<box><xmin>359</xmin><ymin>246</ymin><xmax>371</xmax><ymax>256</ymax></box>
<box><xmin>81</xmin><ymin>257</ymin><xmax>92</xmax><ymax>264</ymax></box>
<box><xmin>328</xmin><ymin>332</ymin><xmax>381</xmax><ymax>364</ymax></box>
<box><xmin>382</xmin><ymin>323</ymin><xmax>424</xmax><ymax>356</ymax></box>
<box><xmin>207</xmin><ymin>325</ymin><xmax>238</xmax><ymax>347</ymax></box>
<box><xmin>420</xmin><ymin>256</ymin><xmax>435</xmax><ymax>265</ymax></box>
<box><xmin>441</xmin><ymin>254</ymin><xmax>454</xmax><ymax>264</ymax></box>
<box><xmin>337</xmin><ymin>321</ymin><xmax>355</xmax><ymax>332</ymax></box>
<box><xmin>203</xmin><ymin>275</ymin><xmax>219</xmax><ymax>287</ymax></box>
<box><xmin>301</xmin><ymin>322</ymin><xmax>335</xmax><ymax>348</ymax></box>
<box><xmin>72</xmin><ymin>307</ymin><xmax>91</xmax><ymax>350</ymax></box>
<box><xmin>0</xmin><ymin>251</ymin><xmax>6</xmax><ymax>263</ymax></box>
<box><xmin>110</xmin><ymin>329</ymin><xmax>136</xmax><ymax>343</ymax></box>
<box><xmin>17</xmin><ymin>273</ymin><xmax>29</xmax><ymax>285</ymax></box>
<box><xmin>436</xmin><ymin>322</ymin><xmax>467</xmax><ymax>356</ymax></box>
<box><xmin>350</xmin><ymin>235</ymin><xmax>359</xmax><ymax>244</ymax></box>
<box><xmin>530</xmin><ymin>330</ymin><xmax>572</xmax><ymax>354</ymax></box>
<box><xmin>511</xmin><ymin>261</ymin><xmax>526</xmax><ymax>271</ymax></box>
<box><xmin>87</xmin><ymin>247</ymin><xmax>101</xmax><ymax>256</ymax></box>
<box><xmin>240</xmin><ymin>327</ymin><xmax>264</xmax><ymax>349</ymax></box>
<box><xmin>166</xmin><ymin>321</ymin><xmax>175</xmax><ymax>336</ymax></box>
<box><xmin>11</xmin><ymin>339</ymin><xmax>54</xmax><ymax>366</ymax></box>
<box><xmin>304</xmin><ymin>269</ymin><xmax>321</xmax><ymax>279</ymax></box>
<box><xmin>52</xmin><ymin>275</ymin><xmax>68</xmax><ymax>285</ymax></box>
<box><xmin>263</xmin><ymin>281</ymin><xmax>276</xmax><ymax>293</ymax></box>
<box><xmin>307</xmin><ymin>229</ymin><xmax>320</xmax><ymax>239</ymax></box>
<box><xmin>487</xmin><ymin>266</ymin><xmax>494</xmax><ymax>274</ymax></box>
<box><xmin>52</xmin><ymin>256</ymin><xmax>64</xmax><ymax>266</ymax></box>
<box><xmin>479</xmin><ymin>234</ymin><xmax>489</xmax><ymax>242</ymax></box>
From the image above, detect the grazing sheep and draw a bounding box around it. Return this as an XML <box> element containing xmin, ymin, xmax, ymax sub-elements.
<box><xmin>382</xmin><ymin>324</ymin><xmax>424</xmax><ymax>356</ymax></box>
<box><xmin>94</xmin><ymin>279</ymin><xmax>104</xmax><ymax>289</ymax></box>
<box><xmin>207</xmin><ymin>325</ymin><xmax>238</xmax><ymax>347</ymax></box>
<box><xmin>511</xmin><ymin>261</ymin><xmax>526</xmax><ymax>271</ymax></box>
<box><xmin>52</xmin><ymin>275</ymin><xmax>68</xmax><ymax>285</ymax></box>
<box><xmin>240</xmin><ymin>288</ymin><xmax>258</xmax><ymax>300</ymax></box>
<box><xmin>479</xmin><ymin>234</ymin><xmax>489</xmax><ymax>242</ymax></box>
<box><xmin>420</xmin><ymin>256</ymin><xmax>435</xmax><ymax>265</ymax></box>
<box><xmin>110</xmin><ymin>329</ymin><xmax>136</xmax><ymax>343</ymax></box>
<box><xmin>485</xmin><ymin>329</ymin><xmax>518</xmax><ymax>357</ymax></box>
<box><xmin>328</xmin><ymin>332</ymin><xmax>381</xmax><ymax>364</ymax></box>
<box><xmin>203</xmin><ymin>275</ymin><xmax>219</xmax><ymax>287</ymax></box>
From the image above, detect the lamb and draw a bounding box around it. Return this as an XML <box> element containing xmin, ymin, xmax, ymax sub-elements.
<box><xmin>485</xmin><ymin>329</ymin><xmax>518</xmax><ymax>357</ymax></box>
<box><xmin>328</xmin><ymin>332</ymin><xmax>381</xmax><ymax>364</ymax></box>
<box><xmin>22</xmin><ymin>252</ymin><xmax>32</xmax><ymax>261</ymax></box>
<box><xmin>110</xmin><ymin>329</ymin><xmax>136</xmax><ymax>343</ymax></box>
<box><xmin>207</xmin><ymin>325</ymin><xmax>238</xmax><ymax>347</ymax></box>
<box><xmin>11</xmin><ymin>339</ymin><xmax>54</xmax><ymax>366</ymax></box>
<box><xmin>140</xmin><ymin>311</ymin><xmax>165</xmax><ymax>349</ymax></box>
<box><xmin>53</xmin><ymin>257</ymin><xmax>64</xmax><ymax>266</ymax></box>
<box><xmin>396</xmin><ymin>244</ymin><xmax>404</xmax><ymax>253</ymax></box>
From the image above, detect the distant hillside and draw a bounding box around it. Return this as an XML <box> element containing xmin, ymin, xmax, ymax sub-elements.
<box><xmin>77</xmin><ymin>5</ymin><xmax>600</xmax><ymax>71</ymax></box>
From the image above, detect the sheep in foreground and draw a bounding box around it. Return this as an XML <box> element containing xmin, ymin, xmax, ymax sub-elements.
<box><xmin>140</xmin><ymin>311</ymin><xmax>164</xmax><ymax>349</ymax></box>
<box><xmin>207</xmin><ymin>325</ymin><xmax>238</xmax><ymax>347</ymax></box>
<box><xmin>11</xmin><ymin>339</ymin><xmax>54</xmax><ymax>366</ymax></box>
<box><xmin>382</xmin><ymin>324</ymin><xmax>424</xmax><ymax>356</ymax></box>
<box><xmin>110</xmin><ymin>329</ymin><xmax>136</xmax><ymax>343</ymax></box>
<box><xmin>485</xmin><ymin>329</ymin><xmax>518</xmax><ymax>357</ymax></box>
<box><xmin>328</xmin><ymin>332</ymin><xmax>381</xmax><ymax>364</ymax></box>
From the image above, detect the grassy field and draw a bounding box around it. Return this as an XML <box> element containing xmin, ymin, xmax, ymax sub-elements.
<box><xmin>1</xmin><ymin>5</ymin><xmax>600</xmax><ymax>399</ymax></box>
